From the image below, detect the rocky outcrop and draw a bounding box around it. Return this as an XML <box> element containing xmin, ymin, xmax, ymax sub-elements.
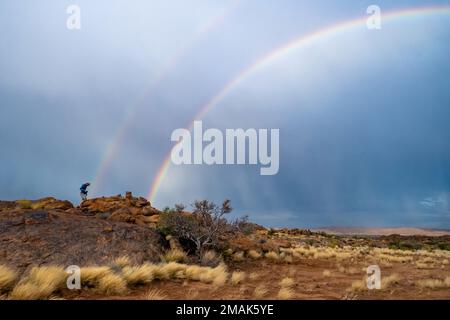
<box><xmin>79</xmin><ymin>192</ymin><xmax>161</xmax><ymax>227</ymax></box>
<box><xmin>0</xmin><ymin>193</ymin><xmax>165</xmax><ymax>270</ymax></box>
<box><xmin>0</xmin><ymin>197</ymin><xmax>74</xmax><ymax>212</ymax></box>
<box><xmin>0</xmin><ymin>209</ymin><xmax>165</xmax><ymax>271</ymax></box>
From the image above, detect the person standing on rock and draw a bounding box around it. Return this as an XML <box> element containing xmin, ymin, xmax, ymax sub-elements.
<box><xmin>80</xmin><ymin>182</ymin><xmax>90</xmax><ymax>201</ymax></box>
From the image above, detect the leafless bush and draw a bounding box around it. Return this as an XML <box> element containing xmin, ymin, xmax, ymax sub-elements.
<box><xmin>157</xmin><ymin>199</ymin><xmax>235</xmax><ymax>255</ymax></box>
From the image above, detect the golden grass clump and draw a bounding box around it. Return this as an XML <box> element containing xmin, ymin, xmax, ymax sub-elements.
<box><xmin>415</xmin><ymin>261</ymin><xmax>430</xmax><ymax>269</ymax></box>
<box><xmin>113</xmin><ymin>256</ymin><xmax>131</xmax><ymax>269</ymax></box>
<box><xmin>265</xmin><ymin>251</ymin><xmax>280</xmax><ymax>261</ymax></box>
<box><xmin>122</xmin><ymin>264</ymin><xmax>155</xmax><ymax>285</ymax></box>
<box><xmin>283</xmin><ymin>255</ymin><xmax>293</xmax><ymax>264</ymax></box>
<box><xmin>201</xmin><ymin>250</ymin><xmax>221</xmax><ymax>266</ymax></box>
<box><xmin>249</xmin><ymin>272</ymin><xmax>260</xmax><ymax>280</ymax></box>
<box><xmin>232</xmin><ymin>251</ymin><xmax>245</xmax><ymax>262</ymax></box>
<box><xmin>253</xmin><ymin>285</ymin><xmax>268</xmax><ymax>299</ymax></box>
<box><xmin>184</xmin><ymin>263</ymin><xmax>228</xmax><ymax>286</ymax></box>
<box><xmin>416</xmin><ymin>277</ymin><xmax>450</xmax><ymax>289</ymax></box>
<box><xmin>322</xmin><ymin>270</ymin><xmax>331</xmax><ymax>277</ymax></box>
<box><xmin>376</xmin><ymin>253</ymin><xmax>414</xmax><ymax>264</ymax></box>
<box><xmin>10</xmin><ymin>266</ymin><xmax>67</xmax><ymax>300</ymax></box>
<box><xmin>347</xmin><ymin>279</ymin><xmax>366</xmax><ymax>292</ymax></box>
<box><xmin>96</xmin><ymin>273</ymin><xmax>127</xmax><ymax>295</ymax></box>
<box><xmin>277</xmin><ymin>287</ymin><xmax>294</xmax><ymax>300</ymax></box>
<box><xmin>279</xmin><ymin>277</ymin><xmax>294</xmax><ymax>288</ymax></box>
<box><xmin>247</xmin><ymin>250</ymin><xmax>262</xmax><ymax>259</ymax></box>
<box><xmin>230</xmin><ymin>271</ymin><xmax>246</xmax><ymax>285</ymax></box>
<box><xmin>145</xmin><ymin>289</ymin><xmax>167</xmax><ymax>300</ymax></box>
<box><xmin>0</xmin><ymin>265</ymin><xmax>18</xmax><ymax>292</ymax></box>
<box><xmin>208</xmin><ymin>263</ymin><xmax>229</xmax><ymax>287</ymax></box>
<box><xmin>161</xmin><ymin>248</ymin><xmax>188</xmax><ymax>263</ymax></box>
<box><xmin>10</xmin><ymin>282</ymin><xmax>55</xmax><ymax>300</ymax></box>
<box><xmin>27</xmin><ymin>266</ymin><xmax>67</xmax><ymax>289</ymax></box>
<box><xmin>212</xmin><ymin>269</ymin><xmax>228</xmax><ymax>287</ymax></box>
<box><xmin>81</xmin><ymin>266</ymin><xmax>111</xmax><ymax>286</ymax></box>
<box><xmin>155</xmin><ymin>262</ymin><xmax>187</xmax><ymax>280</ymax></box>
<box><xmin>223</xmin><ymin>248</ymin><xmax>234</xmax><ymax>256</ymax></box>
<box><xmin>381</xmin><ymin>274</ymin><xmax>400</xmax><ymax>289</ymax></box>
<box><xmin>416</xmin><ymin>279</ymin><xmax>445</xmax><ymax>289</ymax></box>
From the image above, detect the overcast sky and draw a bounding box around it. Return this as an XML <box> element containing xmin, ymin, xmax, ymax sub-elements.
<box><xmin>1</xmin><ymin>0</ymin><xmax>449</xmax><ymax>228</ymax></box>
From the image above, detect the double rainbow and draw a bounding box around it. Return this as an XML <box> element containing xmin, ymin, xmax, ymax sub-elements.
<box><xmin>147</xmin><ymin>5</ymin><xmax>450</xmax><ymax>204</ymax></box>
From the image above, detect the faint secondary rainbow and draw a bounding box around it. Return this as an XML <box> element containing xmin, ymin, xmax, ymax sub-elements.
<box><xmin>91</xmin><ymin>0</ymin><xmax>242</xmax><ymax>196</ymax></box>
<box><xmin>148</xmin><ymin>5</ymin><xmax>450</xmax><ymax>203</ymax></box>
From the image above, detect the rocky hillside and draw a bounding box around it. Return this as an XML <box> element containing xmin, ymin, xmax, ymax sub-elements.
<box><xmin>0</xmin><ymin>193</ymin><xmax>165</xmax><ymax>271</ymax></box>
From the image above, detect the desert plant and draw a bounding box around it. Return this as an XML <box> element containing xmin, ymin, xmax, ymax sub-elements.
<box><xmin>96</xmin><ymin>273</ymin><xmax>127</xmax><ymax>295</ymax></box>
<box><xmin>253</xmin><ymin>285</ymin><xmax>268</xmax><ymax>298</ymax></box>
<box><xmin>249</xmin><ymin>272</ymin><xmax>260</xmax><ymax>280</ymax></box>
<box><xmin>80</xmin><ymin>266</ymin><xmax>111</xmax><ymax>287</ymax></box>
<box><xmin>0</xmin><ymin>265</ymin><xmax>18</xmax><ymax>292</ymax></box>
<box><xmin>247</xmin><ymin>250</ymin><xmax>261</xmax><ymax>259</ymax></box>
<box><xmin>232</xmin><ymin>251</ymin><xmax>245</xmax><ymax>262</ymax></box>
<box><xmin>157</xmin><ymin>199</ymin><xmax>234</xmax><ymax>255</ymax></box>
<box><xmin>145</xmin><ymin>289</ymin><xmax>167</xmax><ymax>300</ymax></box>
<box><xmin>230</xmin><ymin>271</ymin><xmax>246</xmax><ymax>285</ymax></box>
<box><xmin>122</xmin><ymin>264</ymin><xmax>155</xmax><ymax>285</ymax></box>
<box><xmin>27</xmin><ymin>266</ymin><xmax>67</xmax><ymax>290</ymax></box>
<box><xmin>110</xmin><ymin>256</ymin><xmax>131</xmax><ymax>271</ymax></box>
<box><xmin>381</xmin><ymin>274</ymin><xmax>401</xmax><ymax>289</ymax></box>
<box><xmin>200</xmin><ymin>250</ymin><xmax>221</xmax><ymax>267</ymax></box>
<box><xmin>10</xmin><ymin>282</ymin><xmax>54</xmax><ymax>300</ymax></box>
<box><xmin>280</xmin><ymin>277</ymin><xmax>294</xmax><ymax>287</ymax></box>
<box><xmin>265</xmin><ymin>251</ymin><xmax>280</xmax><ymax>261</ymax></box>
<box><xmin>10</xmin><ymin>266</ymin><xmax>67</xmax><ymax>300</ymax></box>
<box><xmin>322</xmin><ymin>270</ymin><xmax>331</xmax><ymax>277</ymax></box>
<box><xmin>277</xmin><ymin>287</ymin><xmax>294</xmax><ymax>299</ymax></box>
<box><xmin>161</xmin><ymin>248</ymin><xmax>188</xmax><ymax>263</ymax></box>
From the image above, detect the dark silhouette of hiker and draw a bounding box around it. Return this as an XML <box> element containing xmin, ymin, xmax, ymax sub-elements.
<box><xmin>80</xmin><ymin>183</ymin><xmax>90</xmax><ymax>201</ymax></box>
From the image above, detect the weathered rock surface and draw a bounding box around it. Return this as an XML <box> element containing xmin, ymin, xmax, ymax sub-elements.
<box><xmin>0</xmin><ymin>193</ymin><xmax>164</xmax><ymax>271</ymax></box>
<box><xmin>79</xmin><ymin>192</ymin><xmax>161</xmax><ymax>227</ymax></box>
<box><xmin>0</xmin><ymin>209</ymin><xmax>164</xmax><ymax>272</ymax></box>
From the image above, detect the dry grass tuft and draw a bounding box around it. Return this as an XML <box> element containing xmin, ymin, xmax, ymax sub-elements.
<box><xmin>81</xmin><ymin>266</ymin><xmax>111</xmax><ymax>286</ymax></box>
<box><xmin>184</xmin><ymin>263</ymin><xmax>228</xmax><ymax>286</ymax></box>
<box><xmin>232</xmin><ymin>251</ymin><xmax>245</xmax><ymax>262</ymax></box>
<box><xmin>265</xmin><ymin>251</ymin><xmax>280</xmax><ymax>261</ymax></box>
<box><xmin>381</xmin><ymin>274</ymin><xmax>401</xmax><ymax>289</ymax></box>
<box><xmin>247</xmin><ymin>250</ymin><xmax>262</xmax><ymax>259</ymax></box>
<box><xmin>249</xmin><ymin>272</ymin><xmax>260</xmax><ymax>280</ymax></box>
<box><xmin>416</xmin><ymin>277</ymin><xmax>450</xmax><ymax>289</ymax></box>
<box><xmin>96</xmin><ymin>273</ymin><xmax>127</xmax><ymax>295</ymax></box>
<box><xmin>277</xmin><ymin>287</ymin><xmax>294</xmax><ymax>300</ymax></box>
<box><xmin>9</xmin><ymin>265</ymin><xmax>67</xmax><ymax>299</ymax></box>
<box><xmin>122</xmin><ymin>264</ymin><xmax>155</xmax><ymax>285</ymax></box>
<box><xmin>253</xmin><ymin>285</ymin><xmax>268</xmax><ymax>299</ymax></box>
<box><xmin>347</xmin><ymin>279</ymin><xmax>366</xmax><ymax>292</ymax></box>
<box><xmin>230</xmin><ymin>271</ymin><xmax>246</xmax><ymax>285</ymax></box>
<box><xmin>113</xmin><ymin>256</ymin><xmax>131</xmax><ymax>269</ymax></box>
<box><xmin>10</xmin><ymin>282</ymin><xmax>55</xmax><ymax>300</ymax></box>
<box><xmin>279</xmin><ymin>277</ymin><xmax>294</xmax><ymax>288</ymax></box>
<box><xmin>145</xmin><ymin>289</ymin><xmax>167</xmax><ymax>300</ymax></box>
<box><xmin>322</xmin><ymin>270</ymin><xmax>331</xmax><ymax>277</ymax></box>
<box><xmin>27</xmin><ymin>266</ymin><xmax>67</xmax><ymax>289</ymax></box>
<box><xmin>156</xmin><ymin>262</ymin><xmax>187</xmax><ymax>279</ymax></box>
<box><xmin>201</xmin><ymin>250</ymin><xmax>221</xmax><ymax>267</ymax></box>
<box><xmin>0</xmin><ymin>265</ymin><xmax>18</xmax><ymax>292</ymax></box>
<box><xmin>161</xmin><ymin>248</ymin><xmax>188</xmax><ymax>263</ymax></box>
